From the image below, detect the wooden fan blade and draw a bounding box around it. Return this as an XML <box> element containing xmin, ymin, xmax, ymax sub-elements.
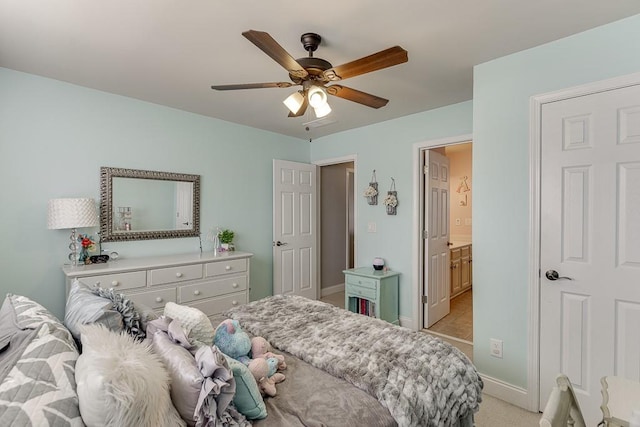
<box><xmin>326</xmin><ymin>85</ymin><xmax>389</xmax><ymax>109</ymax></box>
<box><xmin>211</xmin><ymin>82</ymin><xmax>294</xmax><ymax>90</ymax></box>
<box><xmin>288</xmin><ymin>97</ymin><xmax>309</xmax><ymax>117</ymax></box>
<box><xmin>242</xmin><ymin>30</ymin><xmax>309</xmax><ymax>79</ymax></box>
<box><xmin>323</xmin><ymin>46</ymin><xmax>408</xmax><ymax>81</ymax></box>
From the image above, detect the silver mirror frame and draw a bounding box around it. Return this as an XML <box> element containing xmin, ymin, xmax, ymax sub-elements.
<box><xmin>100</xmin><ymin>166</ymin><xmax>200</xmax><ymax>242</ymax></box>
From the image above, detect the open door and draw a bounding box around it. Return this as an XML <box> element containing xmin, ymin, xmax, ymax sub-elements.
<box><xmin>273</xmin><ymin>159</ymin><xmax>318</xmax><ymax>299</ymax></box>
<box><xmin>423</xmin><ymin>150</ymin><xmax>451</xmax><ymax>328</ymax></box>
<box><xmin>175</xmin><ymin>181</ymin><xmax>193</xmax><ymax>230</ymax></box>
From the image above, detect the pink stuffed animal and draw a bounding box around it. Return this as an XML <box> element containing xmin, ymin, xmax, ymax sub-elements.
<box><xmin>251</xmin><ymin>336</ymin><xmax>287</xmax><ymax>371</ymax></box>
<box><xmin>248</xmin><ymin>358</ymin><xmax>285</xmax><ymax>397</ymax></box>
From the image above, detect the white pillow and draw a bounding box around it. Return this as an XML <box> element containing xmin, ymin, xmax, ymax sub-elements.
<box><xmin>164</xmin><ymin>302</ymin><xmax>215</xmax><ymax>348</ymax></box>
<box><xmin>75</xmin><ymin>324</ymin><xmax>185</xmax><ymax>427</ymax></box>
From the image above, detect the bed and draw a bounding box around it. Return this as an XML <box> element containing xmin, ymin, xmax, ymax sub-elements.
<box><xmin>224</xmin><ymin>295</ymin><xmax>483</xmax><ymax>427</ymax></box>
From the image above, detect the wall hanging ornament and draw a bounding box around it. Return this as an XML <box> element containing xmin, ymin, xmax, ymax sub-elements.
<box><xmin>383</xmin><ymin>177</ymin><xmax>398</xmax><ymax>215</ymax></box>
<box><xmin>363</xmin><ymin>170</ymin><xmax>379</xmax><ymax>205</ymax></box>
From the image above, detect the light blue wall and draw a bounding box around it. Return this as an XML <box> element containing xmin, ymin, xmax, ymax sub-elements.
<box><xmin>0</xmin><ymin>67</ymin><xmax>308</xmax><ymax>320</ymax></box>
<box><xmin>472</xmin><ymin>14</ymin><xmax>640</xmax><ymax>387</ymax></box>
<box><xmin>311</xmin><ymin>101</ymin><xmax>474</xmax><ymax>319</ymax></box>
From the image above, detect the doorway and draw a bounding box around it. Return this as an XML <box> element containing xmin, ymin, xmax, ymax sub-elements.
<box><xmin>317</xmin><ymin>159</ymin><xmax>356</xmax><ymax>306</ymax></box>
<box><xmin>416</xmin><ymin>140</ymin><xmax>474</xmax><ymax>344</ymax></box>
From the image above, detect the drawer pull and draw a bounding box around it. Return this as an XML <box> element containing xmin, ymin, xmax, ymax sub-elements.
<box><xmin>232</xmin><ymin>283</ymin><xmax>238</xmax><ymax>288</ymax></box>
<box><xmin>111</xmin><ymin>281</ymin><xmax>119</xmax><ymax>287</ymax></box>
<box><xmin>176</xmin><ymin>272</ymin><xmax>183</xmax><ymax>278</ymax></box>
<box><xmin>155</xmin><ymin>297</ymin><xmax>163</xmax><ymax>303</ymax></box>
<box><xmin>225</xmin><ymin>266</ymin><xmax>232</xmax><ymax>271</ymax></box>
<box><xmin>193</xmin><ymin>290</ymin><xmax>201</xmax><ymax>296</ymax></box>
<box><xmin>232</xmin><ymin>300</ymin><xmax>238</xmax><ymax>305</ymax></box>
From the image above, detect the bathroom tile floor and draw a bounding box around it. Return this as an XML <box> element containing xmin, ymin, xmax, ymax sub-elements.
<box><xmin>427</xmin><ymin>289</ymin><xmax>473</xmax><ymax>342</ymax></box>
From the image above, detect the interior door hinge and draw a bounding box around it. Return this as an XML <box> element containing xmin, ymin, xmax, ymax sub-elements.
<box><xmin>422</xmin><ymin>295</ymin><xmax>428</xmax><ymax>304</ymax></box>
<box><xmin>422</xmin><ymin>230</ymin><xmax>428</xmax><ymax>239</ymax></box>
<box><xmin>423</xmin><ymin>165</ymin><xmax>429</xmax><ymax>174</ymax></box>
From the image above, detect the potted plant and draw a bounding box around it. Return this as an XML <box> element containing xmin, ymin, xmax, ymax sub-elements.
<box><xmin>218</xmin><ymin>229</ymin><xmax>235</xmax><ymax>251</ymax></box>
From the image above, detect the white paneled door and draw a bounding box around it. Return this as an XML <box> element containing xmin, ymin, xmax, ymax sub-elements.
<box><xmin>424</xmin><ymin>150</ymin><xmax>451</xmax><ymax>328</ymax></box>
<box><xmin>272</xmin><ymin>159</ymin><xmax>317</xmax><ymax>299</ymax></box>
<box><xmin>175</xmin><ymin>181</ymin><xmax>193</xmax><ymax>230</ymax></box>
<box><xmin>539</xmin><ymin>83</ymin><xmax>640</xmax><ymax>424</ymax></box>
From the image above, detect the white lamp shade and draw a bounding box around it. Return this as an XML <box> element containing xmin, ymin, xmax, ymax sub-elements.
<box><xmin>47</xmin><ymin>198</ymin><xmax>99</xmax><ymax>229</ymax></box>
<box><xmin>307</xmin><ymin>86</ymin><xmax>327</xmax><ymax>108</ymax></box>
<box><xmin>283</xmin><ymin>91</ymin><xmax>305</xmax><ymax>114</ymax></box>
<box><xmin>313</xmin><ymin>102</ymin><xmax>332</xmax><ymax>118</ymax></box>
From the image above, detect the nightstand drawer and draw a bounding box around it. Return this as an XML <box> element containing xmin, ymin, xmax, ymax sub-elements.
<box><xmin>345</xmin><ymin>275</ymin><xmax>377</xmax><ymax>290</ymax></box>
<box><xmin>347</xmin><ymin>285</ymin><xmax>376</xmax><ymax>301</ymax></box>
<box><xmin>79</xmin><ymin>271</ymin><xmax>146</xmax><ymax>291</ymax></box>
<box><xmin>149</xmin><ymin>264</ymin><xmax>202</xmax><ymax>286</ymax></box>
<box><xmin>179</xmin><ymin>276</ymin><xmax>247</xmax><ymax>303</ymax></box>
<box><xmin>205</xmin><ymin>259</ymin><xmax>247</xmax><ymax>277</ymax></box>
<box><xmin>189</xmin><ymin>292</ymin><xmax>247</xmax><ymax>316</ymax></box>
<box><xmin>127</xmin><ymin>288</ymin><xmax>176</xmax><ymax>310</ymax></box>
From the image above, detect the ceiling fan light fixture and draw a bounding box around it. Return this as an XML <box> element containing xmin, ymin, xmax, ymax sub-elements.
<box><xmin>313</xmin><ymin>102</ymin><xmax>332</xmax><ymax>118</ymax></box>
<box><xmin>307</xmin><ymin>86</ymin><xmax>328</xmax><ymax>108</ymax></box>
<box><xmin>283</xmin><ymin>91</ymin><xmax>305</xmax><ymax>114</ymax></box>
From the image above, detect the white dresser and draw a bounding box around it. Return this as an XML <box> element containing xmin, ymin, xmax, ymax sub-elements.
<box><xmin>62</xmin><ymin>251</ymin><xmax>252</xmax><ymax>321</ymax></box>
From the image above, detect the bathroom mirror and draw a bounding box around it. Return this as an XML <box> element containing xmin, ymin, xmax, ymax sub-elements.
<box><xmin>100</xmin><ymin>167</ymin><xmax>200</xmax><ymax>242</ymax></box>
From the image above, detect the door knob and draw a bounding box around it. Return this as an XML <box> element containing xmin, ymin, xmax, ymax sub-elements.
<box><xmin>545</xmin><ymin>270</ymin><xmax>574</xmax><ymax>281</ymax></box>
<box><xmin>275</xmin><ymin>241</ymin><xmax>288</xmax><ymax>247</ymax></box>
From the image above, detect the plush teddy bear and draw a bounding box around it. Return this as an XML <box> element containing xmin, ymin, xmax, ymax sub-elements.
<box><xmin>248</xmin><ymin>358</ymin><xmax>286</xmax><ymax>397</ymax></box>
<box><xmin>251</xmin><ymin>336</ymin><xmax>287</xmax><ymax>372</ymax></box>
<box><xmin>213</xmin><ymin>319</ymin><xmax>251</xmax><ymax>364</ymax></box>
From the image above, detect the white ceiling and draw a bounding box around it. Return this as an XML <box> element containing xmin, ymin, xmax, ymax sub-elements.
<box><xmin>2</xmin><ymin>1</ymin><xmax>640</xmax><ymax>141</ymax></box>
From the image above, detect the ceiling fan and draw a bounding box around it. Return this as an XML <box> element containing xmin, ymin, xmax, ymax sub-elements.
<box><xmin>211</xmin><ymin>30</ymin><xmax>408</xmax><ymax>119</ymax></box>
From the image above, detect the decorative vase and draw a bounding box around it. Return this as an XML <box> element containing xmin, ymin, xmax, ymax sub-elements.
<box><xmin>78</xmin><ymin>247</ymin><xmax>89</xmax><ymax>264</ymax></box>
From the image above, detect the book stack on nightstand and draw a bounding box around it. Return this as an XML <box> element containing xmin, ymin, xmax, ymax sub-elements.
<box><xmin>342</xmin><ymin>267</ymin><xmax>400</xmax><ymax>325</ymax></box>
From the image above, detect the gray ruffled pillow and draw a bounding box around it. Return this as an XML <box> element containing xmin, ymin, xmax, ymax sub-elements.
<box><xmin>64</xmin><ymin>280</ymin><xmax>123</xmax><ymax>343</ymax></box>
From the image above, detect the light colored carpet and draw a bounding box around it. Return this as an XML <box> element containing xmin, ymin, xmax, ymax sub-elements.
<box><xmin>475</xmin><ymin>394</ymin><xmax>541</xmax><ymax>426</ymax></box>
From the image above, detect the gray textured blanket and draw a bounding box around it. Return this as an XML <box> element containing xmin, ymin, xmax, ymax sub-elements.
<box><xmin>224</xmin><ymin>295</ymin><xmax>482</xmax><ymax>427</ymax></box>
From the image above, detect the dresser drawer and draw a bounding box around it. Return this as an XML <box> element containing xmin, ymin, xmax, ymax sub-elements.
<box><xmin>78</xmin><ymin>271</ymin><xmax>146</xmax><ymax>291</ymax></box>
<box><xmin>347</xmin><ymin>285</ymin><xmax>376</xmax><ymax>301</ymax></box>
<box><xmin>127</xmin><ymin>288</ymin><xmax>176</xmax><ymax>310</ymax></box>
<box><xmin>189</xmin><ymin>292</ymin><xmax>247</xmax><ymax>317</ymax></box>
<box><xmin>345</xmin><ymin>274</ymin><xmax>377</xmax><ymax>290</ymax></box>
<box><xmin>149</xmin><ymin>264</ymin><xmax>202</xmax><ymax>286</ymax></box>
<box><xmin>205</xmin><ymin>259</ymin><xmax>247</xmax><ymax>277</ymax></box>
<box><xmin>461</xmin><ymin>246</ymin><xmax>470</xmax><ymax>257</ymax></box>
<box><xmin>179</xmin><ymin>275</ymin><xmax>248</xmax><ymax>303</ymax></box>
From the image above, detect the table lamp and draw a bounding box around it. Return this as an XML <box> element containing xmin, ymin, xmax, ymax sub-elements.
<box><xmin>47</xmin><ymin>198</ymin><xmax>99</xmax><ymax>266</ymax></box>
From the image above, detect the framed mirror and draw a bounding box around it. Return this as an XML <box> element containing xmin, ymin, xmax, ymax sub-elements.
<box><xmin>100</xmin><ymin>167</ymin><xmax>200</xmax><ymax>242</ymax></box>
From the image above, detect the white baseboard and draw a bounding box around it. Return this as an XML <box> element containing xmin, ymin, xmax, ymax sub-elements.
<box><xmin>399</xmin><ymin>316</ymin><xmax>412</xmax><ymax>328</ymax></box>
<box><xmin>321</xmin><ymin>283</ymin><xmax>344</xmax><ymax>297</ymax></box>
<box><xmin>481</xmin><ymin>374</ymin><xmax>533</xmax><ymax>411</ymax></box>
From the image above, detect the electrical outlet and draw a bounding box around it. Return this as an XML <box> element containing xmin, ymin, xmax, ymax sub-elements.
<box><xmin>367</xmin><ymin>222</ymin><xmax>377</xmax><ymax>233</ymax></box>
<box><xmin>490</xmin><ymin>339</ymin><xmax>503</xmax><ymax>358</ymax></box>
<box><xmin>465</xmin><ymin>218</ymin><xmax>472</xmax><ymax>226</ymax></box>
<box><xmin>455</xmin><ymin>218</ymin><xmax>461</xmax><ymax>226</ymax></box>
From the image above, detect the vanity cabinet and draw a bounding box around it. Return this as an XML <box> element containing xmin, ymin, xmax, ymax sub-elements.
<box><xmin>343</xmin><ymin>267</ymin><xmax>400</xmax><ymax>325</ymax></box>
<box><xmin>450</xmin><ymin>244</ymin><xmax>472</xmax><ymax>298</ymax></box>
<box><xmin>63</xmin><ymin>252</ymin><xmax>252</xmax><ymax>321</ymax></box>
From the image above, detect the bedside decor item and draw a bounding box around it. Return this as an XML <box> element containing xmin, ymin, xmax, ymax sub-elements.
<box><xmin>47</xmin><ymin>198</ymin><xmax>99</xmax><ymax>266</ymax></box>
<box><xmin>219</xmin><ymin>229</ymin><xmax>235</xmax><ymax>251</ymax></box>
<box><xmin>363</xmin><ymin>170</ymin><xmax>378</xmax><ymax>205</ymax></box>
<box><xmin>383</xmin><ymin>178</ymin><xmax>398</xmax><ymax>215</ymax></box>
<box><xmin>77</xmin><ymin>234</ymin><xmax>96</xmax><ymax>264</ymax></box>
<box><xmin>373</xmin><ymin>257</ymin><xmax>385</xmax><ymax>271</ymax></box>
